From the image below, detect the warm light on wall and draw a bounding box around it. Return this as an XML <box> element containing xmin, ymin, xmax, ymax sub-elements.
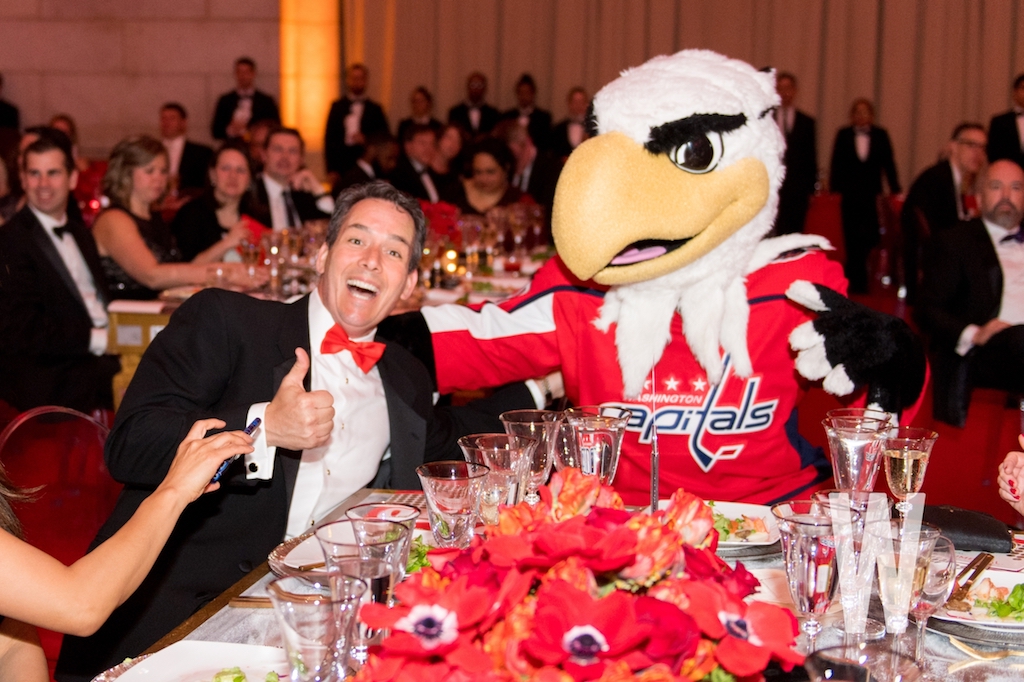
<box><xmin>280</xmin><ymin>0</ymin><xmax>339</xmax><ymax>155</ymax></box>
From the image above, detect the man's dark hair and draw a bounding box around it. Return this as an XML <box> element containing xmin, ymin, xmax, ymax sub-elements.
<box><xmin>161</xmin><ymin>102</ymin><xmax>188</xmax><ymax>119</ymax></box>
<box><xmin>23</xmin><ymin>128</ymin><xmax>75</xmax><ymax>174</ymax></box>
<box><xmin>403</xmin><ymin>122</ymin><xmax>437</xmax><ymax>144</ymax></box>
<box><xmin>467</xmin><ymin>137</ymin><xmax>516</xmax><ymax>178</ymax></box>
<box><xmin>264</xmin><ymin>125</ymin><xmax>304</xmax><ymax>153</ymax></box>
<box><xmin>516</xmin><ymin>73</ymin><xmax>537</xmax><ymax>92</ymax></box>
<box><xmin>236</xmin><ymin>56</ymin><xmax>256</xmax><ymax>70</ymax></box>
<box><xmin>951</xmin><ymin>121</ymin><xmax>985</xmax><ymax>140</ymax></box>
<box><xmin>776</xmin><ymin>71</ymin><xmax>797</xmax><ymax>86</ymax></box>
<box><xmin>413</xmin><ymin>86</ymin><xmax>433</xmax><ymax>105</ymax></box>
<box><xmin>1014</xmin><ymin>73</ymin><xmax>1024</xmax><ymax>90</ymax></box>
<box><xmin>326</xmin><ymin>181</ymin><xmax>427</xmax><ymax>273</ymax></box>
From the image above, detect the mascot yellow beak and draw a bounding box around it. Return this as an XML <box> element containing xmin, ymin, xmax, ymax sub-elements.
<box><xmin>552</xmin><ymin>131</ymin><xmax>770</xmax><ymax>285</ymax></box>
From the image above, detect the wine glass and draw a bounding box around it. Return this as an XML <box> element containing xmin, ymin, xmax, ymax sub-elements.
<box><xmin>771</xmin><ymin>500</ymin><xmax>841</xmax><ymax>653</ymax></box>
<box><xmin>562</xmin><ymin>406</ymin><xmax>632</xmax><ymax>485</ymax></box>
<box><xmin>822</xmin><ymin>408</ymin><xmax>893</xmax><ymax>492</ymax></box>
<box><xmin>499</xmin><ymin>409</ymin><xmax>562</xmax><ymax>505</ymax></box>
<box><xmin>870</xmin><ymin>520</ymin><xmax>940</xmax><ymax>636</ymax></box>
<box><xmin>883</xmin><ymin>427</ymin><xmax>938</xmax><ymax>515</ymax></box>
<box><xmin>908</xmin><ymin>534</ymin><xmax>956</xmax><ymax>662</ymax></box>
<box><xmin>458</xmin><ymin>434</ymin><xmax>536</xmax><ymax>524</ymax></box>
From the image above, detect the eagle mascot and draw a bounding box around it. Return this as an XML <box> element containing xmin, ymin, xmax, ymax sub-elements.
<box><xmin>386</xmin><ymin>50</ymin><xmax>925</xmax><ymax>506</ymax></box>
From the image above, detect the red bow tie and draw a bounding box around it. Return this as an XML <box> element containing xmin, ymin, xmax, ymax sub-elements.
<box><xmin>320</xmin><ymin>324</ymin><xmax>385</xmax><ymax>373</ymax></box>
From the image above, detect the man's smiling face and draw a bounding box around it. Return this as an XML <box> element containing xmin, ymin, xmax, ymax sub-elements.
<box><xmin>315</xmin><ymin>198</ymin><xmax>418</xmax><ymax>338</ymax></box>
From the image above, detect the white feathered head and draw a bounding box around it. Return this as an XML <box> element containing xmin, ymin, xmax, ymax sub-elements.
<box><xmin>552</xmin><ymin>49</ymin><xmax>785</xmax><ymax>287</ymax></box>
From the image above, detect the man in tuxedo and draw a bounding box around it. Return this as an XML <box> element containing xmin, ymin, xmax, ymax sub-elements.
<box><xmin>774</xmin><ymin>72</ymin><xmax>817</xmax><ymax>235</ymax></box>
<box><xmin>0</xmin><ymin>131</ymin><xmax>119</xmax><ymax>413</ymax></box>
<box><xmin>551</xmin><ymin>87</ymin><xmax>591</xmax><ymax>161</ymax></box>
<box><xmin>829</xmin><ymin>98</ymin><xmax>901</xmax><ymax>293</ymax></box>
<box><xmin>332</xmin><ymin>132</ymin><xmax>398</xmax><ymax>196</ymax></box>
<box><xmin>324</xmin><ymin>63</ymin><xmax>391</xmax><ymax>182</ymax></box>
<box><xmin>497</xmin><ymin>121</ymin><xmax>562</xmax><ymax>225</ymax></box>
<box><xmin>918</xmin><ymin>160</ymin><xmax>1024</xmax><ymax>426</ymax></box>
<box><xmin>55</xmin><ymin>181</ymin><xmax>537</xmax><ymax>681</ymax></box>
<box><xmin>159</xmin><ymin>102</ymin><xmax>213</xmax><ymax>197</ymax></box>
<box><xmin>448</xmin><ymin>72</ymin><xmax>501</xmax><ymax>140</ymax></box>
<box><xmin>390</xmin><ymin>123</ymin><xmax>442</xmax><ymax>203</ymax></box>
<box><xmin>901</xmin><ymin>123</ymin><xmax>987</xmax><ymax>303</ymax></box>
<box><xmin>211</xmin><ymin>57</ymin><xmax>280</xmax><ymax>141</ymax></box>
<box><xmin>501</xmin><ymin>73</ymin><xmax>553</xmax><ymax>151</ymax></box>
<box><xmin>249</xmin><ymin>126</ymin><xmax>334</xmax><ymax>229</ymax></box>
<box><xmin>986</xmin><ymin>73</ymin><xmax>1024</xmax><ymax>169</ymax></box>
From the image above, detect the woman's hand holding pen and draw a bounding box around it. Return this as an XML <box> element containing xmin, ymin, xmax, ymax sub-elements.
<box><xmin>157</xmin><ymin>419</ymin><xmax>255</xmax><ymax>503</ymax></box>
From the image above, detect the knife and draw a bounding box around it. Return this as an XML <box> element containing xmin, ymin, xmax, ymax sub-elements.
<box><xmin>946</xmin><ymin>552</ymin><xmax>994</xmax><ymax>611</ymax></box>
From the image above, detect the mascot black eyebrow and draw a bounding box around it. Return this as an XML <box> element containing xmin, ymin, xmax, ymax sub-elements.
<box><xmin>384</xmin><ymin>50</ymin><xmax>924</xmax><ymax>506</ymax></box>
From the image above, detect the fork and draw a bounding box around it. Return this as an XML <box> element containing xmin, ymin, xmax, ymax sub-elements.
<box><xmin>947</xmin><ymin>634</ymin><xmax>1024</xmax><ymax>661</ymax></box>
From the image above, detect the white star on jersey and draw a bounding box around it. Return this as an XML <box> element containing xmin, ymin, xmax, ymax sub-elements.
<box><xmin>664</xmin><ymin>376</ymin><xmax>681</xmax><ymax>391</ymax></box>
<box><xmin>691</xmin><ymin>377</ymin><xmax>707</xmax><ymax>392</ymax></box>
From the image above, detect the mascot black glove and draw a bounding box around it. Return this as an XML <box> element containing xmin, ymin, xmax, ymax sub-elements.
<box><xmin>786</xmin><ymin>280</ymin><xmax>926</xmax><ymax>414</ymax></box>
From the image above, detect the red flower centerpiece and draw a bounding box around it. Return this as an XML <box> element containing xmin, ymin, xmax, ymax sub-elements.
<box><xmin>355</xmin><ymin>469</ymin><xmax>802</xmax><ymax>682</ymax></box>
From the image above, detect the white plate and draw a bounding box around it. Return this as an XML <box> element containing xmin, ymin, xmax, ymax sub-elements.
<box><xmin>659</xmin><ymin>500</ymin><xmax>780</xmax><ymax>547</ymax></box>
<box><xmin>935</xmin><ymin>569</ymin><xmax>1024</xmax><ymax>630</ymax></box>
<box><xmin>116</xmin><ymin>641</ymin><xmax>287</xmax><ymax>681</ymax></box>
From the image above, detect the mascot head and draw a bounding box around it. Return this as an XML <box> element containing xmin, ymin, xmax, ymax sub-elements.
<box><xmin>552</xmin><ymin>50</ymin><xmax>784</xmax><ymax>287</ymax></box>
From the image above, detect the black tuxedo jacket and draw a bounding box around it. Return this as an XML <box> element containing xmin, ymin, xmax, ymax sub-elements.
<box><xmin>247</xmin><ymin>174</ymin><xmax>332</xmax><ymax>229</ymax></box>
<box><xmin>986</xmin><ymin>111</ymin><xmax>1024</xmax><ymax>168</ymax></box>
<box><xmin>829</xmin><ymin>125</ymin><xmax>901</xmax><ymax>197</ymax></box>
<box><xmin>917</xmin><ymin>219</ymin><xmax>1003</xmax><ymax>425</ymax></box>
<box><xmin>55</xmin><ymin>288</ymin><xmax>531</xmax><ymax>680</ymax></box>
<box><xmin>389</xmin><ymin>157</ymin><xmax>441</xmax><ymax>202</ymax></box>
<box><xmin>502</xmin><ymin>107</ymin><xmax>553</xmax><ymax>150</ymax></box>
<box><xmin>901</xmin><ymin>161</ymin><xmax>959</xmax><ymax>238</ymax></box>
<box><xmin>211</xmin><ymin>89</ymin><xmax>280</xmax><ymax>140</ymax></box>
<box><xmin>522</xmin><ymin>151</ymin><xmax>563</xmax><ymax>218</ymax></box>
<box><xmin>551</xmin><ymin>119</ymin><xmax>588</xmax><ymax>160</ymax></box>
<box><xmin>0</xmin><ymin>206</ymin><xmax>119</xmax><ymax>412</ymax></box>
<box><xmin>0</xmin><ymin>98</ymin><xmax>19</xmax><ymax>130</ymax></box>
<box><xmin>775</xmin><ymin>110</ymin><xmax>818</xmax><ymax>234</ymax></box>
<box><xmin>332</xmin><ymin>163</ymin><xmax>375</xmax><ymax>196</ymax></box>
<box><xmin>177</xmin><ymin>140</ymin><xmax>213</xmax><ymax>193</ymax></box>
<box><xmin>324</xmin><ymin>97</ymin><xmax>390</xmax><ymax>174</ymax></box>
<box><xmin>448</xmin><ymin>102</ymin><xmax>500</xmax><ymax>137</ymax></box>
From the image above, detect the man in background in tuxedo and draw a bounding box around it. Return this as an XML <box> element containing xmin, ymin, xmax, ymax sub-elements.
<box><xmin>211</xmin><ymin>57</ymin><xmax>280</xmax><ymax>141</ymax></box>
<box><xmin>551</xmin><ymin>86</ymin><xmax>590</xmax><ymax>161</ymax></box>
<box><xmin>918</xmin><ymin>159</ymin><xmax>1024</xmax><ymax>426</ymax></box>
<box><xmin>986</xmin><ymin>73</ymin><xmax>1024</xmax><ymax>169</ymax></box>
<box><xmin>774</xmin><ymin>72</ymin><xmax>817</xmax><ymax>235</ymax></box>
<box><xmin>159</xmin><ymin>102</ymin><xmax>212</xmax><ymax>197</ymax></box>
<box><xmin>829</xmin><ymin>98</ymin><xmax>901</xmax><ymax>293</ymax></box>
<box><xmin>502</xmin><ymin>73</ymin><xmax>552</xmax><ymax>151</ymax></box>
<box><xmin>901</xmin><ymin>122</ymin><xmax>987</xmax><ymax>303</ymax></box>
<box><xmin>324</xmin><ymin>63</ymin><xmax>391</xmax><ymax>183</ymax></box>
<box><xmin>250</xmin><ymin>126</ymin><xmax>334</xmax><ymax>230</ymax></box>
<box><xmin>390</xmin><ymin>124</ymin><xmax>441</xmax><ymax>203</ymax></box>
<box><xmin>497</xmin><ymin>121</ymin><xmax>562</xmax><ymax>223</ymax></box>
<box><xmin>0</xmin><ymin>130</ymin><xmax>119</xmax><ymax>413</ymax></box>
<box><xmin>448</xmin><ymin>72</ymin><xmax>500</xmax><ymax>140</ymax></box>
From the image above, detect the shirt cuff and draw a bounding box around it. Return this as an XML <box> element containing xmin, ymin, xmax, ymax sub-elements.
<box><xmin>244</xmin><ymin>402</ymin><xmax>275</xmax><ymax>480</ymax></box>
<box><xmin>956</xmin><ymin>324</ymin><xmax>980</xmax><ymax>356</ymax></box>
<box><xmin>316</xmin><ymin>194</ymin><xmax>335</xmax><ymax>215</ymax></box>
<box><xmin>524</xmin><ymin>379</ymin><xmax>547</xmax><ymax>409</ymax></box>
<box><xmin>90</xmin><ymin>327</ymin><xmax>108</xmax><ymax>356</ymax></box>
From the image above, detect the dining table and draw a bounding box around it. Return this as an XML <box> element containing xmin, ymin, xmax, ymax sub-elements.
<box><xmin>91</xmin><ymin>487</ymin><xmax>1024</xmax><ymax>682</ymax></box>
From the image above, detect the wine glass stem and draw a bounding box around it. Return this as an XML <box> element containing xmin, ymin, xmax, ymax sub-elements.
<box><xmin>914</xmin><ymin>618</ymin><xmax>926</xmax><ymax>662</ymax></box>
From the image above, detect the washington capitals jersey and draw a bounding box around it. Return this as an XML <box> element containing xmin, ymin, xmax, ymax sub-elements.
<box><xmin>421</xmin><ymin>248</ymin><xmax>847</xmax><ymax>506</ymax></box>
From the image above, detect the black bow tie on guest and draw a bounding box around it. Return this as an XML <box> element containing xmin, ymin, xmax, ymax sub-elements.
<box><xmin>52</xmin><ymin>224</ymin><xmax>70</xmax><ymax>240</ymax></box>
<box><xmin>1000</xmin><ymin>229</ymin><xmax>1024</xmax><ymax>244</ymax></box>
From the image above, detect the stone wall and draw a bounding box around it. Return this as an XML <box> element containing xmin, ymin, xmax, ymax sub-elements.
<box><xmin>0</xmin><ymin>0</ymin><xmax>280</xmax><ymax>159</ymax></box>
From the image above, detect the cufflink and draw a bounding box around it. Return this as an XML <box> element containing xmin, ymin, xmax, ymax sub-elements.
<box><xmin>248</xmin><ymin>462</ymin><xmax>259</xmax><ymax>473</ymax></box>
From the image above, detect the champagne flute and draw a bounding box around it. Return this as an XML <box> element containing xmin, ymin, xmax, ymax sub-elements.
<box><xmin>822</xmin><ymin>408</ymin><xmax>893</xmax><ymax>492</ymax></box>
<box><xmin>871</xmin><ymin>521</ymin><xmax>940</xmax><ymax>636</ymax></box>
<box><xmin>883</xmin><ymin>427</ymin><xmax>938</xmax><ymax>515</ymax></box>
<box><xmin>909</xmin><ymin>535</ymin><xmax>955</xmax><ymax>662</ymax></box>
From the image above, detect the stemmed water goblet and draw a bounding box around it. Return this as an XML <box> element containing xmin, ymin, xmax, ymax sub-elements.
<box><xmin>415</xmin><ymin>460</ymin><xmax>489</xmax><ymax>547</ymax></box>
<box><xmin>822</xmin><ymin>408</ymin><xmax>893</xmax><ymax>492</ymax></box>
<box><xmin>499</xmin><ymin>409</ymin><xmax>562</xmax><ymax>505</ymax></box>
<box><xmin>458</xmin><ymin>434</ymin><xmax>536</xmax><ymax>524</ymax></box>
<box><xmin>908</xmin><ymin>534</ymin><xmax>956</xmax><ymax>662</ymax></box>
<box><xmin>883</xmin><ymin>427</ymin><xmax>938</xmax><ymax>516</ymax></box>
<box><xmin>870</xmin><ymin>520</ymin><xmax>940</xmax><ymax>637</ymax></box>
<box><xmin>771</xmin><ymin>500</ymin><xmax>843</xmax><ymax>653</ymax></box>
<box><xmin>562</xmin><ymin>406</ymin><xmax>632</xmax><ymax>485</ymax></box>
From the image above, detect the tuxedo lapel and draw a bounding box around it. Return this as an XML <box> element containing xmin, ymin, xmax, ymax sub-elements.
<box><xmin>70</xmin><ymin>221</ymin><xmax>110</xmax><ymax>306</ymax></box>
<box><xmin>26</xmin><ymin>212</ymin><xmax>88</xmax><ymax>311</ymax></box>
<box><xmin>377</xmin><ymin>342</ymin><xmax>427</xmax><ymax>491</ymax></box>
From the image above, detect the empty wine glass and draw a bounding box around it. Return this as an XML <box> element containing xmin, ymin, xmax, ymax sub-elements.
<box><xmin>870</xmin><ymin>520</ymin><xmax>940</xmax><ymax>636</ymax></box>
<box><xmin>458</xmin><ymin>434</ymin><xmax>536</xmax><ymax>524</ymax></box>
<box><xmin>883</xmin><ymin>427</ymin><xmax>938</xmax><ymax>515</ymax></box>
<box><xmin>563</xmin><ymin>406</ymin><xmax>632</xmax><ymax>485</ymax></box>
<box><xmin>909</xmin><ymin>534</ymin><xmax>956</xmax><ymax>662</ymax></box>
<box><xmin>822</xmin><ymin>409</ymin><xmax>893</xmax><ymax>492</ymax></box>
<box><xmin>771</xmin><ymin>500</ymin><xmax>841</xmax><ymax>653</ymax></box>
<box><xmin>499</xmin><ymin>409</ymin><xmax>562</xmax><ymax>505</ymax></box>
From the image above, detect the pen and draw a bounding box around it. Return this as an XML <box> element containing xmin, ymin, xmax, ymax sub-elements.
<box><xmin>210</xmin><ymin>417</ymin><xmax>261</xmax><ymax>483</ymax></box>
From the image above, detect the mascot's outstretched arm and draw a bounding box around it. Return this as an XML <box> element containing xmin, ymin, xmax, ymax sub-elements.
<box><xmin>787</xmin><ymin>280</ymin><xmax>926</xmax><ymax>414</ymax></box>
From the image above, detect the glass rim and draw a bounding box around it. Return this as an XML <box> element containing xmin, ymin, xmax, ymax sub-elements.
<box><xmin>457</xmin><ymin>433</ymin><xmax>539</xmax><ymax>450</ymax></box>
<box><xmin>499</xmin><ymin>409</ymin><xmax>563</xmax><ymax>423</ymax></box>
<box><xmin>416</xmin><ymin>459</ymin><xmax>490</xmax><ymax>480</ymax></box>
<box><xmin>344</xmin><ymin>502</ymin><xmax>421</xmax><ymax>522</ymax></box>
<box><xmin>314</xmin><ymin>518</ymin><xmax>409</xmax><ymax>548</ymax></box>
<box><xmin>825</xmin><ymin>407</ymin><xmax>894</xmax><ymax>421</ymax></box>
<box><xmin>564</xmin><ymin>405</ymin><xmax>633</xmax><ymax>418</ymax></box>
<box><xmin>884</xmin><ymin>426</ymin><xmax>939</xmax><ymax>441</ymax></box>
<box><xmin>864</xmin><ymin>519</ymin><xmax>941</xmax><ymax>540</ymax></box>
<box><xmin>769</xmin><ymin>501</ymin><xmax>835</xmax><ymax>526</ymax></box>
<box><xmin>267</xmin><ymin>573</ymin><xmax>367</xmax><ymax>602</ymax></box>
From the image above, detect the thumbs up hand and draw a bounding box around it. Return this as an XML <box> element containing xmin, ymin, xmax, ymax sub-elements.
<box><xmin>265</xmin><ymin>348</ymin><xmax>335</xmax><ymax>450</ymax></box>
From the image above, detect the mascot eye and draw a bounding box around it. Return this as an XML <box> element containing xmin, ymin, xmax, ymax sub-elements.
<box><xmin>669</xmin><ymin>132</ymin><xmax>723</xmax><ymax>174</ymax></box>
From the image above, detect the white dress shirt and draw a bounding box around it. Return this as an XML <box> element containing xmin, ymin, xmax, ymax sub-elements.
<box><xmin>163</xmin><ymin>135</ymin><xmax>186</xmax><ymax>180</ymax></box>
<box><xmin>955</xmin><ymin>218</ymin><xmax>1024</xmax><ymax>355</ymax></box>
<box><xmin>410</xmin><ymin>159</ymin><xmax>439</xmax><ymax>203</ymax></box>
<box><xmin>244</xmin><ymin>289</ymin><xmax>391</xmax><ymax>538</ymax></box>
<box><xmin>30</xmin><ymin>206</ymin><xmax>108</xmax><ymax>355</ymax></box>
<box><xmin>344</xmin><ymin>99</ymin><xmax>365</xmax><ymax>145</ymax></box>
<box><xmin>262</xmin><ymin>175</ymin><xmax>300</xmax><ymax>230</ymax></box>
<box><xmin>567</xmin><ymin>120</ymin><xmax>585</xmax><ymax>149</ymax></box>
<box><xmin>1015</xmin><ymin>108</ymin><xmax>1024</xmax><ymax>152</ymax></box>
<box><xmin>854</xmin><ymin>127</ymin><xmax>871</xmax><ymax>162</ymax></box>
